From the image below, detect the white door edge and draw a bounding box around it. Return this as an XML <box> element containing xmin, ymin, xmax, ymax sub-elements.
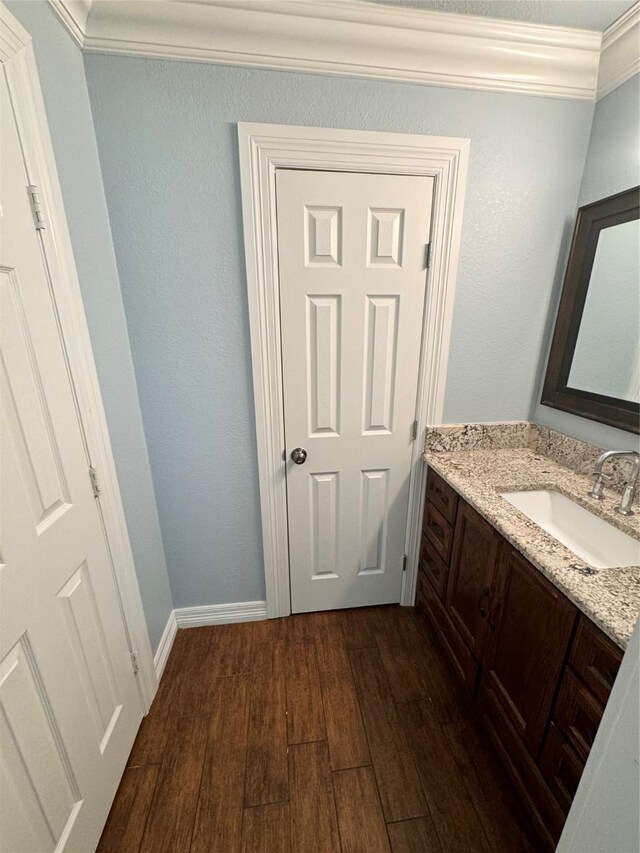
<box><xmin>238</xmin><ymin>122</ymin><xmax>470</xmax><ymax>618</ymax></box>
<box><xmin>0</xmin><ymin>2</ymin><xmax>156</xmax><ymax>711</ymax></box>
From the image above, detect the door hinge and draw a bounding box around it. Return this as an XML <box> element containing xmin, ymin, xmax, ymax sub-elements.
<box><xmin>130</xmin><ymin>650</ymin><xmax>140</xmax><ymax>675</ymax></box>
<box><xmin>402</xmin><ymin>554</ymin><xmax>408</xmax><ymax>572</ymax></box>
<box><xmin>411</xmin><ymin>420</ymin><xmax>419</xmax><ymax>442</ymax></box>
<box><xmin>425</xmin><ymin>242</ymin><xmax>432</xmax><ymax>269</ymax></box>
<box><xmin>88</xmin><ymin>465</ymin><xmax>101</xmax><ymax>498</ymax></box>
<box><xmin>27</xmin><ymin>185</ymin><xmax>47</xmax><ymax>230</ymax></box>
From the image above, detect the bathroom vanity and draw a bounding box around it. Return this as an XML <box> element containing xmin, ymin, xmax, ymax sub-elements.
<box><xmin>417</xmin><ymin>430</ymin><xmax>640</xmax><ymax>849</ymax></box>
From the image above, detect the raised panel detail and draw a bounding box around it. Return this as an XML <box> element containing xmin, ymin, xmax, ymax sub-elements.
<box><xmin>367</xmin><ymin>208</ymin><xmax>405</xmax><ymax>267</ymax></box>
<box><xmin>358</xmin><ymin>469</ymin><xmax>390</xmax><ymax>574</ymax></box>
<box><xmin>0</xmin><ymin>636</ymin><xmax>81</xmax><ymax>853</ymax></box>
<box><xmin>57</xmin><ymin>564</ymin><xmax>121</xmax><ymax>752</ymax></box>
<box><xmin>306</xmin><ymin>296</ymin><xmax>341</xmax><ymax>436</ymax></box>
<box><xmin>362</xmin><ymin>296</ymin><xmax>399</xmax><ymax>433</ymax></box>
<box><xmin>0</xmin><ymin>268</ymin><xmax>71</xmax><ymax>533</ymax></box>
<box><xmin>305</xmin><ymin>206</ymin><xmax>342</xmax><ymax>266</ymax></box>
<box><xmin>310</xmin><ymin>472</ymin><xmax>339</xmax><ymax>579</ymax></box>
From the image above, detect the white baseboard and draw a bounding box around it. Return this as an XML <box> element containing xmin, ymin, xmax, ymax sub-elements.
<box><xmin>174</xmin><ymin>600</ymin><xmax>268</xmax><ymax>628</ymax></box>
<box><xmin>153</xmin><ymin>602</ymin><xmax>267</xmax><ymax>680</ymax></box>
<box><xmin>153</xmin><ymin>610</ymin><xmax>178</xmax><ymax>682</ymax></box>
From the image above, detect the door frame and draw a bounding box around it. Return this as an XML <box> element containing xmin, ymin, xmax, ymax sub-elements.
<box><xmin>238</xmin><ymin>122</ymin><xmax>470</xmax><ymax>618</ymax></box>
<box><xmin>1</xmin><ymin>5</ymin><xmax>156</xmax><ymax>710</ymax></box>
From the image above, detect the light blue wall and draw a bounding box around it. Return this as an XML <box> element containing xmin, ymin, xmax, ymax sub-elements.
<box><xmin>6</xmin><ymin>1</ymin><xmax>174</xmax><ymax>651</ymax></box>
<box><xmin>84</xmin><ymin>54</ymin><xmax>593</xmax><ymax>607</ymax></box>
<box><xmin>578</xmin><ymin>74</ymin><xmax>640</xmax><ymax>208</ymax></box>
<box><xmin>533</xmin><ymin>73</ymin><xmax>640</xmax><ymax>451</ymax></box>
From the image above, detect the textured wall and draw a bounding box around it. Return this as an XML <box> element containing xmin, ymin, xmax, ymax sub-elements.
<box><xmin>533</xmin><ymin>73</ymin><xmax>640</xmax><ymax>451</ymax></box>
<box><xmin>374</xmin><ymin>1</ymin><xmax>633</xmax><ymax>30</ymax></box>
<box><xmin>578</xmin><ymin>74</ymin><xmax>640</xmax><ymax>208</ymax></box>
<box><xmin>6</xmin><ymin>1</ymin><xmax>174</xmax><ymax>652</ymax></box>
<box><xmin>84</xmin><ymin>54</ymin><xmax>593</xmax><ymax>608</ymax></box>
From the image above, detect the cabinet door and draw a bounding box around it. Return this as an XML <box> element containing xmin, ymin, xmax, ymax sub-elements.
<box><xmin>483</xmin><ymin>545</ymin><xmax>577</xmax><ymax>756</ymax></box>
<box><xmin>446</xmin><ymin>501</ymin><xmax>500</xmax><ymax>661</ymax></box>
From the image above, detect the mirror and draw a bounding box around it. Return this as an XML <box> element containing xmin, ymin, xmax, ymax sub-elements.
<box><xmin>541</xmin><ymin>186</ymin><xmax>640</xmax><ymax>433</ymax></box>
<box><xmin>568</xmin><ymin>218</ymin><xmax>640</xmax><ymax>403</ymax></box>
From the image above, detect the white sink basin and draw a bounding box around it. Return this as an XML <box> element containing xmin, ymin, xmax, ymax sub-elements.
<box><xmin>500</xmin><ymin>490</ymin><xmax>640</xmax><ymax>569</ymax></box>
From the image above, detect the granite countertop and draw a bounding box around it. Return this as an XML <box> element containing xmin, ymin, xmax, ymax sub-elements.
<box><xmin>422</xmin><ymin>446</ymin><xmax>640</xmax><ymax>649</ymax></box>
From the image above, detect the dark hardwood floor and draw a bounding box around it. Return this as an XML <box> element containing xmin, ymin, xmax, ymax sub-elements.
<box><xmin>98</xmin><ymin>606</ymin><xmax>543</xmax><ymax>852</ymax></box>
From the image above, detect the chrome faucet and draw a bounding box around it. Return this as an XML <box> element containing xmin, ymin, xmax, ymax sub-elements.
<box><xmin>589</xmin><ymin>450</ymin><xmax>640</xmax><ymax>516</ymax></box>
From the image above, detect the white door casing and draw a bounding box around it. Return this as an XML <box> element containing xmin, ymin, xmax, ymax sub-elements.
<box><xmin>0</xmin><ymin>6</ymin><xmax>155</xmax><ymax>704</ymax></box>
<box><xmin>277</xmin><ymin>169</ymin><xmax>433</xmax><ymax>611</ymax></box>
<box><xmin>238</xmin><ymin>123</ymin><xmax>470</xmax><ymax>618</ymax></box>
<box><xmin>0</xmin><ymin>6</ymin><xmax>154</xmax><ymax>850</ymax></box>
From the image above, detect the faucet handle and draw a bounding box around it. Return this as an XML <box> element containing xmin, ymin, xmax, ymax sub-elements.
<box><xmin>588</xmin><ymin>471</ymin><xmax>609</xmax><ymax>500</ymax></box>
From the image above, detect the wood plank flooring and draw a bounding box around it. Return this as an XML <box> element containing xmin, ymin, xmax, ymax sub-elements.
<box><xmin>98</xmin><ymin>606</ymin><xmax>542</xmax><ymax>852</ymax></box>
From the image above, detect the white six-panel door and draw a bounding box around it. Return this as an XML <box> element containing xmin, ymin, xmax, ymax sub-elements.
<box><xmin>0</xmin><ymin>68</ymin><xmax>142</xmax><ymax>852</ymax></box>
<box><xmin>277</xmin><ymin>169</ymin><xmax>433</xmax><ymax>612</ymax></box>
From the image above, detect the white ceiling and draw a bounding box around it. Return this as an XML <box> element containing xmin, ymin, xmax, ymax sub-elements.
<box><xmin>369</xmin><ymin>0</ymin><xmax>635</xmax><ymax>31</ymax></box>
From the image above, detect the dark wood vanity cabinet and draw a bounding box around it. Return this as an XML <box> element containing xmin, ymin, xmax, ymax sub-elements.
<box><xmin>417</xmin><ymin>466</ymin><xmax>624</xmax><ymax>848</ymax></box>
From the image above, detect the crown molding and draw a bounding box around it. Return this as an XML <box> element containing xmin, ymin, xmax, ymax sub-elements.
<box><xmin>54</xmin><ymin>0</ymin><xmax>602</xmax><ymax>100</ymax></box>
<box><xmin>48</xmin><ymin>0</ymin><xmax>92</xmax><ymax>47</ymax></box>
<box><xmin>45</xmin><ymin>0</ymin><xmax>636</xmax><ymax>102</ymax></box>
<box><xmin>597</xmin><ymin>1</ymin><xmax>640</xmax><ymax>99</ymax></box>
<box><xmin>0</xmin><ymin>1</ymin><xmax>31</xmax><ymax>62</ymax></box>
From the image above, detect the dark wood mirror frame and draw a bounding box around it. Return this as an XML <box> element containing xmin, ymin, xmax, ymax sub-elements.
<box><xmin>541</xmin><ymin>186</ymin><xmax>640</xmax><ymax>434</ymax></box>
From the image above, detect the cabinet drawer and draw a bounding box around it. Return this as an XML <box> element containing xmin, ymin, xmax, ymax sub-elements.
<box><xmin>416</xmin><ymin>569</ymin><xmax>478</xmax><ymax>697</ymax></box>
<box><xmin>554</xmin><ymin>668</ymin><xmax>604</xmax><ymax>762</ymax></box>
<box><xmin>569</xmin><ymin>616</ymin><xmax>623</xmax><ymax>706</ymax></box>
<box><xmin>423</xmin><ymin>501</ymin><xmax>454</xmax><ymax>564</ymax></box>
<box><xmin>419</xmin><ymin>535</ymin><xmax>449</xmax><ymax>600</ymax></box>
<box><xmin>540</xmin><ymin>723</ymin><xmax>584</xmax><ymax>816</ymax></box>
<box><xmin>426</xmin><ymin>468</ymin><xmax>458</xmax><ymax>525</ymax></box>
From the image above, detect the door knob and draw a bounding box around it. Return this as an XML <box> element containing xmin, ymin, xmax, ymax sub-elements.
<box><xmin>291</xmin><ymin>447</ymin><xmax>307</xmax><ymax>465</ymax></box>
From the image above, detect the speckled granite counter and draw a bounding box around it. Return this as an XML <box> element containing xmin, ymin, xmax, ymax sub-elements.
<box><xmin>422</xmin><ymin>444</ymin><xmax>640</xmax><ymax>649</ymax></box>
